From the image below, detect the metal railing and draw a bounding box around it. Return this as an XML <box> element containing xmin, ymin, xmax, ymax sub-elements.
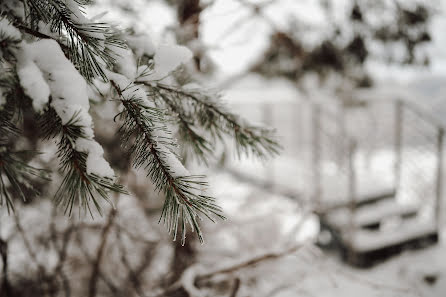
<box><xmin>226</xmin><ymin>95</ymin><xmax>444</xmax><ymax>231</ymax></box>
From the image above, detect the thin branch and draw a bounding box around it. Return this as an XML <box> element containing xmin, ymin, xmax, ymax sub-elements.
<box><xmin>88</xmin><ymin>207</ymin><xmax>117</xmax><ymax>297</ymax></box>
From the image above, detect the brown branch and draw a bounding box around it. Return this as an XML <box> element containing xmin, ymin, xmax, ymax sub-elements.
<box><xmin>74</xmin><ymin>231</ymin><xmax>120</xmax><ymax>296</ymax></box>
<box><xmin>13</xmin><ymin>22</ymin><xmax>70</xmax><ymax>52</ymax></box>
<box><xmin>116</xmin><ymin>224</ymin><xmax>157</xmax><ymax>297</ymax></box>
<box><xmin>0</xmin><ymin>238</ymin><xmax>12</xmax><ymax>297</ymax></box>
<box><xmin>88</xmin><ymin>207</ymin><xmax>117</xmax><ymax>297</ymax></box>
<box><xmin>229</xmin><ymin>278</ymin><xmax>241</xmax><ymax>297</ymax></box>
<box><xmin>154</xmin><ymin>245</ymin><xmax>302</xmax><ymax>297</ymax></box>
<box><xmin>196</xmin><ymin>245</ymin><xmax>302</xmax><ymax>281</ymax></box>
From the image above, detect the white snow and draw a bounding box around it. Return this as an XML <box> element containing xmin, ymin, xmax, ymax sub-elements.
<box><xmin>107</xmin><ymin>71</ymin><xmax>190</xmax><ymax>178</ymax></box>
<box><xmin>75</xmin><ymin>138</ymin><xmax>115</xmax><ymax>178</ymax></box>
<box><xmin>350</xmin><ymin>218</ymin><xmax>437</xmax><ymax>252</ymax></box>
<box><xmin>162</xmin><ymin>146</ymin><xmax>190</xmax><ymax>178</ymax></box>
<box><xmin>20</xmin><ymin>39</ymin><xmax>90</xmax><ymax>113</ymax></box>
<box><xmin>107</xmin><ymin>71</ymin><xmax>150</xmax><ymax>105</ymax></box>
<box><xmin>110</xmin><ymin>45</ymin><xmax>138</xmax><ymax>79</ymax></box>
<box><xmin>126</xmin><ymin>34</ymin><xmax>156</xmax><ymax>57</ymax></box>
<box><xmin>146</xmin><ymin>44</ymin><xmax>193</xmax><ymax>81</ymax></box>
<box><xmin>326</xmin><ymin>199</ymin><xmax>420</xmax><ymax>230</ymax></box>
<box><xmin>0</xmin><ymin>17</ymin><xmax>21</xmax><ymax>40</ymax></box>
<box><xmin>16</xmin><ymin>59</ymin><xmax>50</xmax><ymax>113</ymax></box>
<box><xmin>16</xmin><ymin>39</ymin><xmax>114</xmax><ymax>179</ymax></box>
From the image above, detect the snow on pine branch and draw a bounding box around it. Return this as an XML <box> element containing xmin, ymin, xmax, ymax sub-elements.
<box><xmin>16</xmin><ymin>38</ymin><xmax>114</xmax><ymax>179</ymax></box>
<box><xmin>0</xmin><ymin>0</ymin><xmax>278</xmax><ymax>241</ymax></box>
<box><xmin>109</xmin><ymin>75</ymin><xmax>225</xmax><ymax>244</ymax></box>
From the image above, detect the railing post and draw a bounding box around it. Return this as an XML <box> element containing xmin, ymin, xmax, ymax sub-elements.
<box><xmin>337</xmin><ymin>104</ymin><xmax>347</xmax><ymax>167</ymax></box>
<box><xmin>295</xmin><ymin>100</ymin><xmax>302</xmax><ymax>189</ymax></box>
<box><xmin>262</xmin><ymin>102</ymin><xmax>274</xmax><ymax>190</ymax></box>
<box><xmin>394</xmin><ymin>100</ymin><xmax>404</xmax><ymax>195</ymax></box>
<box><xmin>312</xmin><ymin>105</ymin><xmax>322</xmax><ymax>209</ymax></box>
<box><xmin>348</xmin><ymin>140</ymin><xmax>357</xmax><ymax>217</ymax></box>
<box><xmin>435</xmin><ymin>128</ymin><xmax>444</xmax><ymax>229</ymax></box>
<box><xmin>346</xmin><ymin>139</ymin><xmax>357</xmax><ymax>262</ymax></box>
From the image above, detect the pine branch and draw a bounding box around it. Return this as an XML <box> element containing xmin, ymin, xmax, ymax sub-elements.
<box><xmin>40</xmin><ymin>108</ymin><xmax>126</xmax><ymax>216</ymax></box>
<box><xmin>22</xmin><ymin>0</ymin><xmax>125</xmax><ymax>81</ymax></box>
<box><xmin>149</xmin><ymin>87</ymin><xmax>213</xmax><ymax>164</ymax></box>
<box><xmin>0</xmin><ymin>69</ymin><xmax>23</xmax><ymax>138</ymax></box>
<box><xmin>0</xmin><ymin>149</ymin><xmax>50</xmax><ymax>212</ymax></box>
<box><xmin>111</xmin><ymin>80</ymin><xmax>225</xmax><ymax>244</ymax></box>
<box><xmin>151</xmin><ymin>83</ymin><xmax>281</xmax><ymax>159</ymax></box>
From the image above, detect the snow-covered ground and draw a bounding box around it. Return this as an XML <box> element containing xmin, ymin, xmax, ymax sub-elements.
<box><xmin>196</xmin><ymin>171</ymin><xmax>446</xmax><ymax>297</ymax></box>
<box><xmin>193</xmin><ymin>73</ymin><xmax>446</xmax><ymax>296</ymax></box>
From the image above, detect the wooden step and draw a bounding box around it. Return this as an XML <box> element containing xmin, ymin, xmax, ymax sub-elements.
<box><xmin>340</xmin><ymin>219</ymin><xmax>438</xmax><ymax>268</ymax></box>
<box><xmin>319</xmin><ymin>216</ymin><xmax>438</xmax><ymax>268</ymax></box>
<box><xmin>318</xmin><ymin>188</ymin><xmax>396</xmax><ymax>215</ymax></box>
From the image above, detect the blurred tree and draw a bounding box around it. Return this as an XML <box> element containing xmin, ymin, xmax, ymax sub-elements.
<box><xmin>250</xmin><ymin>0</ymin><xmax>433</xmax><ymax>89</ymax></box>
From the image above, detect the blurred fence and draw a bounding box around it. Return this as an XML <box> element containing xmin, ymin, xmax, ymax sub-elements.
<box><xmin>225</xmin><ymin>95</ymin><xmax>444</xmax><ymax>229</ymax></box>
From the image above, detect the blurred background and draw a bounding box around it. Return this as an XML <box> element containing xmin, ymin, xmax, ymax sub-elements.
<box><xmin>3</xmin><ymin>0</ymin><xmax>446</xmax><ymax>296</ymax></box>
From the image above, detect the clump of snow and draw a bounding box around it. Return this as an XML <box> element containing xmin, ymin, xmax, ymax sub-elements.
<box><xmin>75</xmin><ymin>138</ymin><xmax>115</xmax><ymax>178</ymax></box>
<box><xmin>0</xmin><ymin>17</ymin><xmax>21</xmax><ymax>40</ymax></box>
<box><xmin>162</xmin><ymin>146</ymin><xmax>190</xmax><ymax>178</ymax></box>
<box><xmin>16</xmin><ymin>59</ymin><xmax>50</xmax><ymax>113</ymax></box>
<box><xmin>126</xmin><ymin>34</ymin><xmax>156</xmax><ymax>57</ymax></box>
<box><xmin>146</xmin><ymin>44</ymin><xmax>193</xmax><ymax>80</ymax></box>
<box><xmin>16</xmin><ymin>39</ymin><xmax>114</xmax><ymax>179</ymax></box>
<box><xmin>21</xmin><ymin>39</ymin><xmax>90</xmax><ymax>111</ymax></box>
<box><xmin>110</xmin><ymin>45</ymin><xmax>138</xmax><ymax>79</ymax></box>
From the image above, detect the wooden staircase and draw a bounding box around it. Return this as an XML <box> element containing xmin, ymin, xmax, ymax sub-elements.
<box><xmin>311</xmin><ymin>98</ymin><xmax>444</xmax><ymax>268</ymax></box>
<box><xmin>227</xmin><ymin>95</ymin><xmax>444</xmax><ymax>268</ymax></box>
<box><xmin>318</xmin><ymin>192</ymin><xmax>439</xmax><ymax>268</ymax></box>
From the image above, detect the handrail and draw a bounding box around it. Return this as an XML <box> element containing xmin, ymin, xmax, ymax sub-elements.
<box><xmin>397</xmin><ymin>98</ymin><xmax>445</xmax><ymax>131</ymax></box>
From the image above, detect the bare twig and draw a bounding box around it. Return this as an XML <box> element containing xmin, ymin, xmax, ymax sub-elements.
<box><xmin>87</xmin><ymin>207</ymin><xmax>117</xmax><ymax>297</ymax></box>
<box><xmin>229</xmin><ymin>278</ymin><xmax>241</xmax><ymax>297</ymax></box>
<box><xmin>0</xmin><ymin>238</ymin><xmax>12</xmax><ymax>297</ymax></box>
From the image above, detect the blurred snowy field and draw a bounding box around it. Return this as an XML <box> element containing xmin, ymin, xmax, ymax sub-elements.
<box><xmin>192</xmin><ymin>73</ymin><xmax>446</xmax><ymax>296</ymax></box>
<box><xmin>196</xmin><ymin>171</ymin><xmax>446</xmax><ymax>297</ymax></box>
